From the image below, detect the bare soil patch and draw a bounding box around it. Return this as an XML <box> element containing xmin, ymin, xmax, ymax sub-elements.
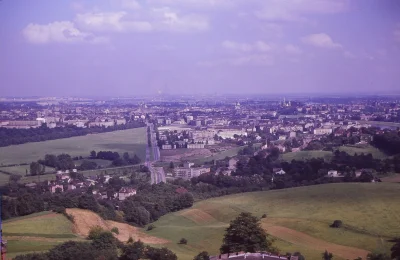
<box><xmin>66</xmin><ymin>208</ymin><xmax>168</xmax><ymax>244</ymax></box>
<box><xmin>262</xmin><ymin>224</ymin><xmax>369</xmax><ymax>260</ymax></box>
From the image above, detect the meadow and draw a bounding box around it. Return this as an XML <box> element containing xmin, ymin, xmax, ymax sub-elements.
<box><xmin>148</xmin><ymin>183</ymin><xmax>400</xmax><ymax>260</ymax></box>
<box><xmin>4</xmin><ymin>183</ymin><xmax>400</xmax><ymax>259</ymax></box>
<box><xmin>3</xmin><ymin>211</ymin><xmax>80</xmax><ymax>259</ymax></box>
<box><xmin>281</xmin><ymin>145</ymin><xmax>387</xmax><ymax>162</ymax></box>
<box><xmin>0</xmin><ymin>127</ymin><xmax>147</xmax><ymax>165</ymax></box>
<box><xmin>281</xmin><ymin>150</ymin><xmax>333</xmax><ymax>162</ymax></box>
<box><xmin>337</xmin><ymin>145</ymin><xmax>388</xmax><ymax>159</ymax></box>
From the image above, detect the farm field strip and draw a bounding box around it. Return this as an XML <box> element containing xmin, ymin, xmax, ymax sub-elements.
<box><xmin>0</xmin><ymin>127</ymin><xmax>147</xmax><ymax>165</ymax></box>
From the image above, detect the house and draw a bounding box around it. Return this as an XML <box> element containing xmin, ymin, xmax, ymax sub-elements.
<box><xmin>50</xmin><ymin>184</ymin><xmax>64</xmax><ymax>193</ymax></box>
<box><xmin>327</xmin><ymin>170</ymin><xmax>341</xmax><ymax>177</ymax></box>
<box><xmin>118</xmin><ymin>187</ymin><xmax>137</xmax><ymax>201</ymax></box>
<box><xmin>274</xmin><ymin>169</ymin><xmax>286</xmax><ymax>175</ymax></box>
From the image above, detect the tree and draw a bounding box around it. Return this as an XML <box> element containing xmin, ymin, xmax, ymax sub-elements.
<box><xmin>179</xmin><ymin>238</ymin><xmax>188</xmax><ymax>244</ymax></box>
<box><xmin>330</xmin><ymin>220</ymin><xmax>343</xmax><ymax>228</ymax></box>
<box><xmin>220</xmin><ymin>212</ymin><xmax>275</xmax><ymax>254</ymax></box>
<box><xmin>120</xmin><ymin>241</ymin><xmax>145</xmax><ymax>260</ymax></box>
<box><xmin>322</xmin><ymin>250</ymin><xmax>333</xmax><ymax>260</ymax></box>
<box><xmin>9</xmin><ymin>174</ymin><xmax>22</xmax><ymax>183</ymax></box>
<box><xmin>90</xmin><ymin>150</ymin><xmax>97</xmax><ymax>158</ymax></box>
<box><xmin>88</xmin><ymin>226</ymin><xmax>105</xmax><ymax>240</ymax></box>
<box><xmin>30</xmin><ymin>162</ymin><xmax>41</xmax><ymax>176</ymax></box>
<box><xmin>13</xmin><ymin>253</ymin><xmax>49</xmax><ymax>260</ymax></box>
<box><xmin>145</xmin><ymin>247</ymin><xmax>177</xmax><ymax>260</ymax></box>
<box><xmin>367</xmin><ymin>252</ymin><xmax>391</xmax><ymax>260</ymax></box>
<box><xmin>292</xmin><ymin>252</ymin><xmax>305</xmax><ymax>260</ymax></box>
<box><xmin>389</xmin><ymin>238</ymin><xmax>400</xmax><ymax>260</ymax></box>
<box><xmin>79</xmin><ymin>160</ymin><xmax>98</xmax><ymax>170</ymax></box>
<box><xmin>193</xmin><ymin>251</ymin><xmax>210</xmax><ymax>260</ymax></box>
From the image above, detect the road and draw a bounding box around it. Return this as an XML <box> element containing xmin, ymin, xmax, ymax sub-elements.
<box><xmin>146</xmin><ymin>122</ymin><xmax>165</xmax><ymax>184</ymax></box>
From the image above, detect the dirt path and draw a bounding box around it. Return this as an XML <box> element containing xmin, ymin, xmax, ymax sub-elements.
<box><xmin>66</xmin><ymin>208</ymin><xmax>168</xmax><ymax>244</ymax></box>
<box><xmin>263</xmin><ymin>224</ymin><xmax>369</xmax><ymax>260</ymax></box>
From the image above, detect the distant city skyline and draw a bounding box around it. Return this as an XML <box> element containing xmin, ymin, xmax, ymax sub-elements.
<box><xmin>1</xmin><ymin>0</ymin><xmax>400</xmax><ymax>96</ymax></box>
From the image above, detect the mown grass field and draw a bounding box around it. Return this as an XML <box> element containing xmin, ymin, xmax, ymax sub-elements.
<box><xmin>3</xmin><ymin>211</ymin><xmax>80</xmax><ymax>259</ymax></box>
<box><xmin>0</xmin><ymin>127</ymin><xmax>147</xmax><ymax>165</ymax></box>
<box><xmin>192</xmin><ymin>146</ymin><xmax>243</xmax><ymax>164</ymax></box>
<box><xmin>148</xmin><ymin>183</ymin><xmax>400</xmax><ymax>260</ymax></box>
<box><xmin>281</xmin><ymin>150</ymin><xmax>333</xmax><ymax>162</ymax></box>
<box><xmin>337</xmin><ymin>145</ymin><xmax>388</xmax><ymax>159</ymax></box>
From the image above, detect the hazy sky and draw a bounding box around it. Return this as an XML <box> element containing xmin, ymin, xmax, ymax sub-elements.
<box><xmin>1</xmin><ymin>0</ymin><xmax>400</xmax><ymax>96</ymax></box>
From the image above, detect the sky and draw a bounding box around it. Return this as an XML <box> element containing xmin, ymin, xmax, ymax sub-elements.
<box><xmin>1</xmin><ymin>0</ymin><xmax>400</xmax><ymax>97</ymax></box>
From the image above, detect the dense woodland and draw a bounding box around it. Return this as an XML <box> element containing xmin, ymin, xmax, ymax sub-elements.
<box><xmin>0</xmin><ymin>121</ymin><xmax>145</xmax><ymax>147</ymax></box>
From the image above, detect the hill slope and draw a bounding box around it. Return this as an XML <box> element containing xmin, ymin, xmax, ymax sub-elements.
<box><xmin>3</xmin><ymin>209</ymin><xmax>166</xmax><ymax>259</ymax></box>
<box><xmin>147</xmin><ymin>183</ymin><xmax>400</xmax><ymax>260</ymax></box>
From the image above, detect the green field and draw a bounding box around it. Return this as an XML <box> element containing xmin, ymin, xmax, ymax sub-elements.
<box><xmin>0</xmin><ymin>127</ymin><xmax>147</xmax><ymax>165</ymax></box>
<box><xmin>148</xmin><ymin>183</ymin><xmax>400</xmax><ymax>260</ymax></box>
<box><xmin>281</xmin><ymin>150</ymin><xmax>333</xmax><ymax>162</ymax></box>
<box><xmin>337</xmin><ymin>145</ymin><xmax>388</xmax><ymax>159</ymax></box>
<box><xmin>18</xmin><ymin>164</ymin><xmax>142</xmax><ymax>184</ymax></box>
<box><xmin>192</xmin><ymin>147</ymin><xmax>243</xmax><ymax>164</ymax></box>
<box><xmin>0</xmin><ymin>165</ymin><xmax>55</xmax><ymax>175</ymax></box>
<box><xmin>74</xmin><ymin>158</ymin><xmax>112</xmax><ymax>168</ymax></box>
<box><xmin>3</xmin><ymin>211</ymin><xmax>80</xmax><ymax>258</ymax></box>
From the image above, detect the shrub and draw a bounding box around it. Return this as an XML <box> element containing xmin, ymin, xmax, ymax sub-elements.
<box><xmin>88</xmin><ymin>226</ymin><xmax>105</xmax><ymax>240</ymax></box>
<box><xmin>330</xmin><ymin>220</ymin><xmax>343</xmax><ymax>228</ymax></box>
<box><xmin>179</xmin><ymin>238</ymin><xmax>188</xmax><ymax>245</ymax></box>
<box><xmin>147</xmin><ymin>224</ymin><xmax>155</xmax><ymax>231</ymax></box>
<box><xmin>111</xmin><ymin>227</ymin><xmax>119</xmax><ymax>234</ymax></box>
<box><xmin>261</xmin><ymin>214</ymin><xmax>267</xmax><ymax>218</ymax></box>
<box><xmin>53</xmin><ymin>206</ymin><xmax>66</xmax><ymax>214</ymax></box>
<box><xmin>127</xmin><ymin>236</ymin><xmax>134</xmax><ymax>243</ymax></box>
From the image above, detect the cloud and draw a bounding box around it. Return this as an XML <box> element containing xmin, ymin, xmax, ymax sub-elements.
<box><xmin>22</xmin><ymin>21</ymin><xmax>107</xmax><ymax>44</ymax></box>
<box><xmin>222</xmin><ymin>40</ymin><xmax>272</xmax><ymax>52</ymax></box>
<box><xmin>301</xmin><ymin>33</ymin><xmax>342</xmax><ymax>49</ymax></box>
<box><xmin>75</xmin><ymin>10</ymin><xmax>209</xmax><ymax>33</ymax></box>
<box><xmin>255</xmin><ymin>0</ymin><xmax>349</xmax><ymax>22</ymax></box>
<box><xmin>75</xmin><ymin>12</ymin><xmax>153</xmax><ymax>32</ymax></box>
<box><xmin>285</xmin><ymin>44</ymin><xmax>302</xmax><ymax>54</ymax></box>
<box><xmin>152</xmin><ymin>8</ymin><xmax>209</xmax><ymax>32</ymax></box>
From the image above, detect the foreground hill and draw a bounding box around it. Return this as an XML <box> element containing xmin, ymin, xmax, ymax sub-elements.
<box><xmin>3</xmin><ymin>208</ymin><xmax>165</xmax><ymax>259</ymax></box>
<box><xmin>147</xmin><ymin>183</ymin><xmax>400</xmax><ymax>260</ymax></box>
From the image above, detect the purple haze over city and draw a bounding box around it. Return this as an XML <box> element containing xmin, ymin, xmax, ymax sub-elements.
<box><xmin>0</xmin><ymin>0</ymin><xmax>400</xmax><ymax>97</ymax></box>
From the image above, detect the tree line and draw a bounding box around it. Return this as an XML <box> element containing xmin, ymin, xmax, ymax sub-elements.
<box><xmin>0</xmin><ymin>121</ymin><xmax>145</xmax><ymax>147</ymax></box>
<box><xmin>14</xmin><ymin>225</ymin><xmax>177</xmax><ymax>260</ymax></box>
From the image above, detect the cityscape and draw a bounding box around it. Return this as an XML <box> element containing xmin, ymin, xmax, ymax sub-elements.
<box><xmin>1</xmin><ymin>0</ymin><xmax>400</xmax><ymax>260</ymax></box>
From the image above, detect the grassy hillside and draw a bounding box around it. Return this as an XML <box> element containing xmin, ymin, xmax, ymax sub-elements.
<box><xmin>281</xmin><ymin>150</ymin><xmax>333</xmax><ymax>162</ymax></box>
<box><xmin>337</xmin><ymin>145</ymin><xmax>388</xmax><ymax>159</ymax></box>
<box><xmin>3</xmin><ymin>209</ymin><xmax>166</xmax><ymax>259</ymax></box>
<box><xmin>148</xmin><ymin>183</ymin><xmax>400</xmax><ymax>260</ymax></box>
<box><xmin>0</xmin><ymin>127</ymin><xmax>146</xmax><ymax>165</ymax></box>
<box><xmin>3</xmin><ymin>211</ymin><xmax>79</xmax><ymax>259</ymax></box>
